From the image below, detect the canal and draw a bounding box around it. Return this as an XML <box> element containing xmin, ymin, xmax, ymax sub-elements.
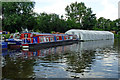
<box><xmin>2</xmin><ymin>39</ymin><xmax>120</xmax><ymax>78</ymax></box>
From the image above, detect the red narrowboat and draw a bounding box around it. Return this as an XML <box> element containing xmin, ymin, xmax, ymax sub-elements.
<box><xmin>21</xmin><ymin>32</ymin><xmax>78</xmax><ymax>50</ymax></box>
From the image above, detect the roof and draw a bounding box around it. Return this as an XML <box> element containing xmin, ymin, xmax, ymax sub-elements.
<box><xmin>65</xmin><ymin>29</ymin><xmax>114</xmax><ymax>40</ymax></box>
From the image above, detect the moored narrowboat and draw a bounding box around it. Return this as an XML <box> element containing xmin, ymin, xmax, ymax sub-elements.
<box><xmin>21</xmin><ymin>33</ymin><xmax>78</xmax><ymax>50</ymax></box>
<box><xmin>5</xmin><ymin>31</ymin><xmax>78</xmax><ymax>50</ymax></box>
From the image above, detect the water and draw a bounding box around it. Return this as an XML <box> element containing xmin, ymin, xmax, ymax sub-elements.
<box><xmin>2</xmin><ymin>39</ymin><xmax>120</xmax><ymax>78</ymax></box>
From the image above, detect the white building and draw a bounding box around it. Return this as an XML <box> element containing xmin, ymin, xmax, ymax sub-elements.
<box><xmin>65</xmin><ymin>29</ymin><xmax>114</xmax><ymax>41</ymax></box>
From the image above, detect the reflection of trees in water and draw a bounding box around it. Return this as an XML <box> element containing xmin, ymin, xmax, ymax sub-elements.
<box><xmin>37</xmin><ymin>46</ymin><xmax>70</xmax><ymax>62</ymax></box>
<box><xmin>2</xmin><ymin>39</ymin><xmax>117</xmax><ymax>78</ymax></box>
<box><xmin>2</xmin><ymin>56</ymin><xmax>35</xmax><ymax>78</ymax></box>
<box><xmin>65</xmin><ymin>50</ymin><xmax>96</xmax><ymax>73</ymax></box>
<box><xmin>40</xmin><ymin>53</ymin><xmax>61</xmax><ymax>61</ymax></box>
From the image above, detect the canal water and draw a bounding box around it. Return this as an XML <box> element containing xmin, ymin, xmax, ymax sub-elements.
<box><xmin>2</xmin><ymin>39</ymin><xmax>120</xmax><ymax>78</ymax></box>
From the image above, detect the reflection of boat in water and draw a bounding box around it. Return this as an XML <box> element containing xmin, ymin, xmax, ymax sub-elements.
<box><xmin>2</xmin><ymin>40</ymin><xmax>114</xmax><ymax>58</ymax></box>
<box><xmin>2</xmin><ymin>45</ymin><xmax>70</xmax><ymax>59</ymax></box>
<box><xmin>2</xmin><ymin>39</ymin><xmax>116</xmax><ymax>78</ymax></box>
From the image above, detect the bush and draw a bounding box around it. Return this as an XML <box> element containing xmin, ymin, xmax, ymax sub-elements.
<box><xmin>118</xmin><ymin>32</ymin><xmax>120</xmax><ymax>35</ymax></box>
<box><xmin>114</xmin><ymin>34</ymin><xmax>120</xmax><ymax>38</ymax></box>
<box><xmin>2</xmin><ymin>34</ymin><xmax>10</xmax><ymax>39</ymax></box>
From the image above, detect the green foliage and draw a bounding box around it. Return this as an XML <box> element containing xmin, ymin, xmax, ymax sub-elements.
<box><xmin>114</xmin><ymin>34</ymin><xmax>120</xmax><ymax>38</ymax></box>
<box><xmin>118</xmin><ymin>32</ymin><xmax>120</xmax><ymax>35</ymax></box>
<box><xmin>2</xmin><ymin>34</ymin><xmax>10</xmax><ymax>39</ymax></box>
<box><xmin>34</xmin><ymin>12</ymin><xmax>67</xmax><ymax>33</ymax></box>
<box><xmin>35</xmin><ymin>29</ymin><xmax>41</xmax><ymax>33</ymax></box>
<box><xmin>2</xmin><ymin>1</ymin><xmax>120</xmax><ymax>37</ymax></box>
<box><xmin>2</xmin><ymin>2</ymin><xmax>35</xmax><ymax>33</ymax></box>
<box><xmin>51</xmin><ymin>31</ymin><xmax>55</xmax><ymax>34</ymax></box>
<box><xmin>65</xmin><ymin>2</ymin><xmax>97</xmax><ymax>30</ymax></box>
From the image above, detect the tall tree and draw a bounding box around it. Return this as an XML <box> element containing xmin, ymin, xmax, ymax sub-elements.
<box><xmin>2</xmin><ymin>2</ymin><xmax>35</xmax><ymax>32</ymax></box>
<box><xmin>65</xmin><ymin>2</ymin><xmax>96</xmax><ymax>30</ymax></box>
<box><xmin>112</xmin><ymin>19</ymin><xmax>120</xmax><ymax>33</ymax></box>
<box><xmin>94</xmin><ymin>17</ymin><xmax>112</xmax><ymax>31</ymax></box>
<box><xmin>35</xmin><ymin>13</ymin><xmax>67</xmax><ymax>33</ymax></box>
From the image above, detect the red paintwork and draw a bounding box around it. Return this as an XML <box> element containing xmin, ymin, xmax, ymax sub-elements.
<box><xmin>20</xmin><ymin>32</ymin><xmax>75</xmax><ymax>46</ymax></box>
<box><xmin>22</xmin><ymin>44</ymin><xmax>29</xmax><ymax>46</ymax></box>
<box><xmin>31</xmin><ymin>38</ymin><xmax>33</xmax><ymax>43</ymax></box>
<box><xmin>20</xmin><ymin>33</ymin><xmax>32</xmax><ymax>39</ymax></box>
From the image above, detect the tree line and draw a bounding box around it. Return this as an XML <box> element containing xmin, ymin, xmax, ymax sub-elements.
<box><xmin>2</xmin><ymin>2</ymin><xmax>120</xmax><ymax>34</ymax></box>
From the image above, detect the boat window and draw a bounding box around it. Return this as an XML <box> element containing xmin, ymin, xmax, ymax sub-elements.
<box><xmin>46</xmin><ymin>38</ymin><xmax>49</xmax><ymax>42</ymax></box>
<box><xmin>66</xmin><ymin>36</ymin><xmax>68</xmax><ymax>40</ymax></box>
<box><xmin>16</xmin><ymin>34</ymin><xmax>20</xmax><ymax>39</ymax></box>
<box><xmin>50</xmin><ymin>37</ymin><xmax>53</xmax><ymax>41</ymax></box>
<box><xmin>68</xmin><ymin>36</ymin><xmax>70</xmax><ymax>39</ymax></box>
<box><xmin>72</xmin><ymin>32</ymin><xmax>74</xmax><ymax>35</ymax></box>
<box><xmin>41</xmin><ymin>38</ymin><xmax>43</xmax><ymax>42</ymax></box>
<box><xmin>57</xmin><ymin>37</ymin><xmax>59</xmax><ymax>40</ymax></box>
<box><xmin>70</xmin><ymin>36</ymin><xmax>73</xmax><ymax>39</ymax></box>
<box><xmin>24</xmin><ymin>34</ymin><xmax>28</xmax><ymax>38</ymax></box>
<box><xmin>44</xmin><ymin>37</ymin><xmax>46</xmax><ymax>42</ymax></box>
<box><xmin>39</xmin><ymin>37</ymin><xmax>41</xmax><ymax>42</ymax></box>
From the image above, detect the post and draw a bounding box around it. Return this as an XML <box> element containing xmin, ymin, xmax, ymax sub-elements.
<box><xmin>118</xmin><ymin>1</ymin><xmax>120</xmax><ymax>18</ymax></box>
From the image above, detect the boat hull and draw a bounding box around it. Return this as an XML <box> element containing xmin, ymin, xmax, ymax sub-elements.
<box><xmin>27</xmin><ymin>40</ymin><xmax>78</xmax><ymax>50</ymax></box>
<box><xmin>6</xmin><ymin>40</ymin><xmax>22</xmax><ymax>49</ymax></box>
<box><xmin>1</xmin><ymin>42</ymin><xmax>8</xmax><ymax>49</ymax></box>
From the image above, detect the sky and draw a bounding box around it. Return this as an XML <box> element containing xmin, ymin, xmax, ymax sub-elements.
<box><xmin>33</xmin><ymin>0</ymin><xmax>119</xmax><ymax>20</ymax></box>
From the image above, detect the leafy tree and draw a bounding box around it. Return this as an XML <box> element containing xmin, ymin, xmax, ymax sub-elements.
<box><xmin>112</xmin><ymin>19</ymin><xmax>120</xmax><ymax>33</ymax></box>
<box><xmin>82</xmin><ymin>8</ymin><xmax>97</xmax><ymax>30</ymax></box>
<box><xmin>94</xmin><ymin>17</ymin><xmax>113</xmax><ymax>31</ymax></box>
<box><xmin>65</xmin><ymin>2</ymin><xmax>96</xmax><ymax>30</ymax></box>
<box><xmin>35</xmin><ymin>13</ymin><xmax>67</xmax><ymax>33</ymax></box>
<box><xmin>2</xmin><ymin>2</ymin><xmax>35</xmax><ymax>32</ymax></box>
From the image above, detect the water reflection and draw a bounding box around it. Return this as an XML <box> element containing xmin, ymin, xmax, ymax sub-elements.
<box><xmin>2</xmin><ymin>39</ymin><xmax>119</xmax><ymax>78</ymax></box>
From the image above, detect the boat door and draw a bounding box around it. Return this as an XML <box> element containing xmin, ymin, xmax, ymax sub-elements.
<box><xmin>62</xmin><ymin>36</ymin><xmax>64</xmax><ymax>40</ymax></box>
<box><xmin>54</xmin><ymin>36</ymin><xmax>57</xmax><ymax>42</ymax></box>
<box><xmin>33</xmin><ymin>37</ymin><xmax>37</xmax><ymax>43</ymax></box>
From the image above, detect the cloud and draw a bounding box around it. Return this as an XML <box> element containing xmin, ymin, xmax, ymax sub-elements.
<box><xmin>33</xmin><ymin>0</ymin><xmax>75</xmax><ymax>15</ymax></box>
<box><xmin>96</xmin><ymin>0</ymin><xmax>118</xmax><ymax>20</ymax></box>
<box><xmin>33</xmin><ymin>0</ymin><xmax>119</xmax><ymax>20</ymax></box>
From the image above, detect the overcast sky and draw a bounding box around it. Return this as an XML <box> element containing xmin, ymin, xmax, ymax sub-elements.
<box><xmin>33</xmin><ymin>0</ymin><xmax>120</xmax><ymax>20</ymax></box>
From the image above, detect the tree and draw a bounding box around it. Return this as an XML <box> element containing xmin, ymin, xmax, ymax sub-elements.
<box><xmin>2</xmin><ymin>2</ymin><xmax>35</xmax><ymax>32</ymax></box>
<box><xmin>93</xmin><ymin>17</ymin><xmax>113</xmax><ymax>31</ymax></box>
<box><xmin>65</xmin><ymin>2</ymin><xmax>96</xmax><ymax>30</ymax></box>
<box><xmin>35</xmin><ymin>13</ymin><xmax>67</xmax><ymax>33</ymax></box>
<box><xmin>112</xmin><ymin>19</ymin><xmax>120</xmax><ymax>33</ymax></box>
<box><xmin>82</xmin><ymin>8</ymin><xmax>97</xmax><ymax>30</ymax></box>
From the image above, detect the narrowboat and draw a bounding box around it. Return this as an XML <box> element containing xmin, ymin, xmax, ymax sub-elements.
<box><xmin>21</xmin><ymin>32</ymin><xmax>78</xmax><ymax>50</ymax></box>
<box><xmin>5</xmin><ymin>32</ymin><xmax>22</xmax><ymax>49</ymax></box>
<box><xmin>5</xmin><ymin>31</ymin><xmax>78</xmax><ymax>50</ymax></box>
